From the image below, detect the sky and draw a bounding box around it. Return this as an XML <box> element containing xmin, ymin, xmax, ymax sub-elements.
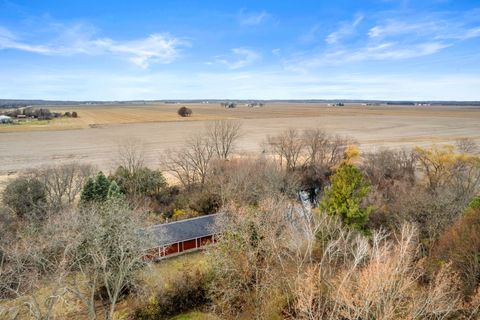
<box><xmin>0</xmin><ymin>0</ymin><xmax>480</xmax><ymax>101</ymax></box>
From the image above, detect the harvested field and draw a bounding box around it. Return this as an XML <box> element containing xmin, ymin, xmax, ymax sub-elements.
<box><xmin>1</xmin><ymin>103</ymin><xmax>480</xmax><ymax>180</ymax></box>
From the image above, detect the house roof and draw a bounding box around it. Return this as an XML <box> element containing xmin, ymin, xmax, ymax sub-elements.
<box><xmin>149</xmin><ymin>214</ymin><xmax>221</xmax><ymax>247</ymax></box>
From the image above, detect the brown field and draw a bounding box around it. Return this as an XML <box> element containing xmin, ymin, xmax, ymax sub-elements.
<box><xmin>1</xmin><ymin>103</ymin><xmax>480</xmax><ymax>181</ymax></box>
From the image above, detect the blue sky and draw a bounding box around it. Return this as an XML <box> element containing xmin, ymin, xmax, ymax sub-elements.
<box><xmin>0</xmin><ymin>0</ymin><xmax>479</xmax><ymax>100</ymax></box>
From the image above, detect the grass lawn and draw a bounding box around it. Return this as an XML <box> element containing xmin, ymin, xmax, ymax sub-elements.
<box><xmin>0</xmin><ymin>251</ymin><xmax>211</xmax><ymax>320</ymax></box>
<box><xmin>170</xmin><ymin>311</ymin><xmax>220</xmax><ymax>320</ymax></box>
<box><xmin>114</xmin><ymin>251</ymin><xmax>211</xmax><ymax>319</ymax></box>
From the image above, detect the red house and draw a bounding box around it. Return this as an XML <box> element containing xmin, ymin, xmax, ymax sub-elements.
<box><xmin>145</xmin><ymin>214</ymin><xmax>221</xmax><ymax>260</ymax></box>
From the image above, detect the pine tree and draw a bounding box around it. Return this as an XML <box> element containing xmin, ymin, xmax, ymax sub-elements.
<box><xmin>80</xmin><ymin>177</ymin><xmax>96</xmax><ymax>203</ymax></box>
<box><xmin>107</xmin><ymin>180</ymin><xmax>123</xmax><ymax>200</ymax></box>
<box><xmin>93</xmin><ymin>172</ymin><xmax>110</xmax><ymax>202</ymax></box>
<box><xmin>81</xmin><ymin>172</ymin><xmax>118</xmax><ymax>203</ymax></box>
<box><xmin>320</xmin><ymin>163</ymin><xmax>372</xmax><ymax>231</ymax></box>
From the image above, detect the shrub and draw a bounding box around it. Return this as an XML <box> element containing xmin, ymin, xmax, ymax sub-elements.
<box><xmin>468</xmin><ymin>195</ymin><xmax>480</xmax><ymax>210</ymax></box>
<box><xmin>71</xmin><ymin>111</ymin><xmax>78</xmax><ymax>118</ymax></box>
<box><xmin>112</xmin><ymin>166</ymin><xmax>167</xmax><ymax>199</ymax></box>
<box><xmin>134</xmin><ymin>268</ymin><xmax>209</xmax><ymax>319</ymax></box>
<box><xmin>188</xmin><ymin>190</ymin><xmax>221</xmax><ymax>215</ymax></box>
<box><xmin>177</xmin><ymin>106</ymin><xmax>192</xmax><ymax>117</ymax></box>
<box><xmin>2</xmin><ymin>176</ymin><xmax>47</xmax><ymax>219</ymax></box>
<box><xmin>431</xmin><ymin>208</ymin><xmax>480</xmax><ymax>296</ymax></box>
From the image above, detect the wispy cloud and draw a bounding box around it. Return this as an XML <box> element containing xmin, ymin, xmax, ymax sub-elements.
<box><xmin>215</xmin><ymin>48</ymin><xmax>260</xmax><ymax>69</ymax></box>
<box><xmin>328</xmin><ymin>41</ymin><xmax>449</xmax><ymax>62</ymax></box>
<box><xmin>288</xmin><ymin>10</ymin><xmax>480</xmax><ymax>70</ymax></box>
<box><xmin>0</xmin><ymin>24</ymin><xmax>188</xmax><ymax>68</ymax></box>
<box><xmin>300</xmin><ymin>24</ymin><xmax>321</xmax><ymax>44</ymax></box>
<box><xmin>368</xmin><ymin>16</ymin><xmax>480</xmax><ymax>41</ymax></box>
<box><xmin>238</xmin><ymin>10</ymin><xmax>270</xmax><ymax>26</ymax></box>
<box><xmin>326</xmin><ymin>14</ymin><xmax>364</xmax><ymax>44</ymax></box>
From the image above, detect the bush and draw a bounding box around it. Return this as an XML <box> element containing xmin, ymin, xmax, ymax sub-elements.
<box><xmin>112</xmin><ymin>166</ymin><xmax>167</xmax><ymax>199</ymax></box>
<box><xmin>468</xmin><ymin>195</ymin><xmax>480</xmax><ymax>210</ymax></box>
<box><xmin>2</xmin><ymin>176</ymin><xmax>47</xmax><ymax>219</ymax></box>
<box><xmin>178</xmin><ymin>106</ymin><xmax>192</xmax><ymax>117</ymax></box>
<box><xmin>71</xmin><ymin>111</ymin><xmax>78</xmax><ymax>118</ymax></box>
<box><xmin>188</xmin><ymin>190</ymin><xmax>221</xmax><ymax>215</ymax></box>
<box><xmin>431</xmin><ymin>207</ymin><xmax>480</xmax><ymax>296</ymax></box>
<box><xmin>134</xmin><ymin>268</ymin><xmax>209</xmax><ymax>319</ymax></box>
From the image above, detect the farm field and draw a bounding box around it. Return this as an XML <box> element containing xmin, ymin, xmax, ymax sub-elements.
<box><xmin>1</xmin><ymin>103</ymin><xmax>480</xmax><ymax>178</ymax></box>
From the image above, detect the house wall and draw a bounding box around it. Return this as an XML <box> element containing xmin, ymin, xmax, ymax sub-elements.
<box><xmin>145</xmin><ymin>234</ymin><xmax>216</xmax><ymax>261</ymax></box>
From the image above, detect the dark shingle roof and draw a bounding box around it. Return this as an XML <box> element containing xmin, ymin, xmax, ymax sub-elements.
<box><xmin>149</xmin><ymin>214</ymin><xmax>221</xmax><ymax>247</ymax></box>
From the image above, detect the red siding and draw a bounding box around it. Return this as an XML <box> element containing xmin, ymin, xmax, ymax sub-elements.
<box><xmin>144</xmin><ymin>234</ymin><xmax>218</xmax><ymax>260</ymax></box>
<box><xmin>144</xmin><ymin>248</ymin><xmax>160</xmax><ymax>260</ymax></box>
<box><xmin>199</xmin><ymin>235</ymin><xmax>213</xmax><ymax>246</ymax></box>
<box><xmin>161</xmin><ymin>243</ymin><xmax>179</xmax><ymax>257</ymax></box>
<box><xmin>183</xmin><ymin>239</ymin><xmax>197</xmax><ymax>250</ymax></box>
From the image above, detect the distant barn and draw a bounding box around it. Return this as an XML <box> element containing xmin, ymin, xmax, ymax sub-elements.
<box><xmin>145</xmin><ymin>214</ymin><xmax>221</xmax><ymax>260</ymax></box>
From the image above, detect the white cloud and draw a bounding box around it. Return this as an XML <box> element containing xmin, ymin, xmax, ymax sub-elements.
<box><xmin>215</xmin><ymin>48</ymin><xmax>260</xmax><ymax>69</ymax></box>
<box><xmin>286</xmin><ymin>41</ymin><xmax>449</xmax><ymax>71</ymax></box>
<box><xmin>368</xmin><ymin>17</ymin><xmax>480</xmax><ymax>41</ymax></box>
<box><xmin>290</xmin><ymin>11</ymin><xmax>480</xmax><ymax>70</ymax></box>
<box><xmin>0</xmin><ymin>24</ymin><xmax>187</xmax><ymax>68</ymax></box>
<box><xmin>326</xmin><ymin>14</ymin><xmax>364</xmax><ymax>44</ymax></box>
<box><xmin>239</xmin><ymin>10</ymin><xmax>270</xmax><ymax>26</ymax></box>
<box><xmin>368</xmin><ymin>21</ymin><xmax>439</xmax><ymax>38</ymax></box>
<box><xmin>335</xmin><ymin>41</ymin><xmax>449</xmax><ymax>61</ymax></box>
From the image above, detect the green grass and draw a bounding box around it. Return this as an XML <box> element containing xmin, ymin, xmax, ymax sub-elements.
<box><xmin>139</xmin><ymin>251</ymin><xmax>210</xmax><ymax>294</ymax></box>
<box><xmin>169</xmin><ymin>311</ymin><xmax>219</xmax><ymax>320</ymax></box>
<box><xmin>113</xmin><ymin>251</ymin><xmax>211</xmax><ymax>319</ymax></box>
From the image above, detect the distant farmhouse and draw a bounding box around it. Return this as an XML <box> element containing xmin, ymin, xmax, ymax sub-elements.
<box><xmin>221</xmin><ymin>102</ymin><xmax>237</xmax><ymax>108</ymax></box>
<box><xmin>221</xmin><ymin>101</ymin><xmax>264</xmax><ymax>108</ymax></box>
<box><xmin>0</xmin><ymin>115</ymin><xmax>12</xmax><ymax>123</ymax></box>
<box><xmin>328</xmin><ymin>102</ymin><xmax>345</xmax><ymax>107</ymax></box>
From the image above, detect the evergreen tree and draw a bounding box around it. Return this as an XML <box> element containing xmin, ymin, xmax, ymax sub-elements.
<box><xmin>81</xmin><ymin>172</ymin><xmax>121</xmax><ymax>203</ymax></box>
<box><xmin>320</xmin><ymin>163</ymin><xmax>372</xmax><ymax>231</ymax></box>
<box><xmin>93</xmin><ymin>172</ymin><xmax>110</xmax><ymax>202</ymax></box>
<box><xmin>80</xmin><ymin>177</ymin><xmax>96</xmax><ymax>203</ymax></box>
<box><xmin>107</xmin><ymin>180</ymin><xmax>124</xmax><ymax>200</ymax></box>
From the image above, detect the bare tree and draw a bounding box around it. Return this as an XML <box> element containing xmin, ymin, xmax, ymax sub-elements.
<box><xmin>0</xmin><ymin>209</ymin><xmax>82</xmax><ymax>319</ymax></box>
<box><xmin>32</xmin><ymin>163</ymin><xmax>94</xmax><ymax>209</ymax></box>
<box><xmin>208</xmin><ymin>198</ymin><xmax>300</xmax><ymax>318</ymax></box>
<box><xmin>163</xmin><ymin>135</ymin><xmax>214</xmax><ymax>188</ymax></box>
<box><xmin>455</xmin><ymin>137</ymin><xmax>478</xmax><ymax>154</ymax></box>
<box><xmin>208</xmin><ymin>157</ymin><xmax>299</xmax><ymax>206</ymax></box>
<box><xmin>292</xmin><ymin>223</ymin><xmax>463</xmax><ymax>320</ymax></box>
<box><xmin>66</xmin><ymin>201</ymin><xmax>151</xmax><ymax>320</ymax></box>
<box><xmin>116</xmin><ymin>138</ymin><xmax>145</xmax><ymax>175</ymax></box>
<box><xmin>267</xmin><ymin>128</ymin><xmax>304</xmax><ymax>171</ymax></box>
<box><xmin>206</xmin><ymin>120</ymin><xmax>242</xmax><ymax>160</ymax></box>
